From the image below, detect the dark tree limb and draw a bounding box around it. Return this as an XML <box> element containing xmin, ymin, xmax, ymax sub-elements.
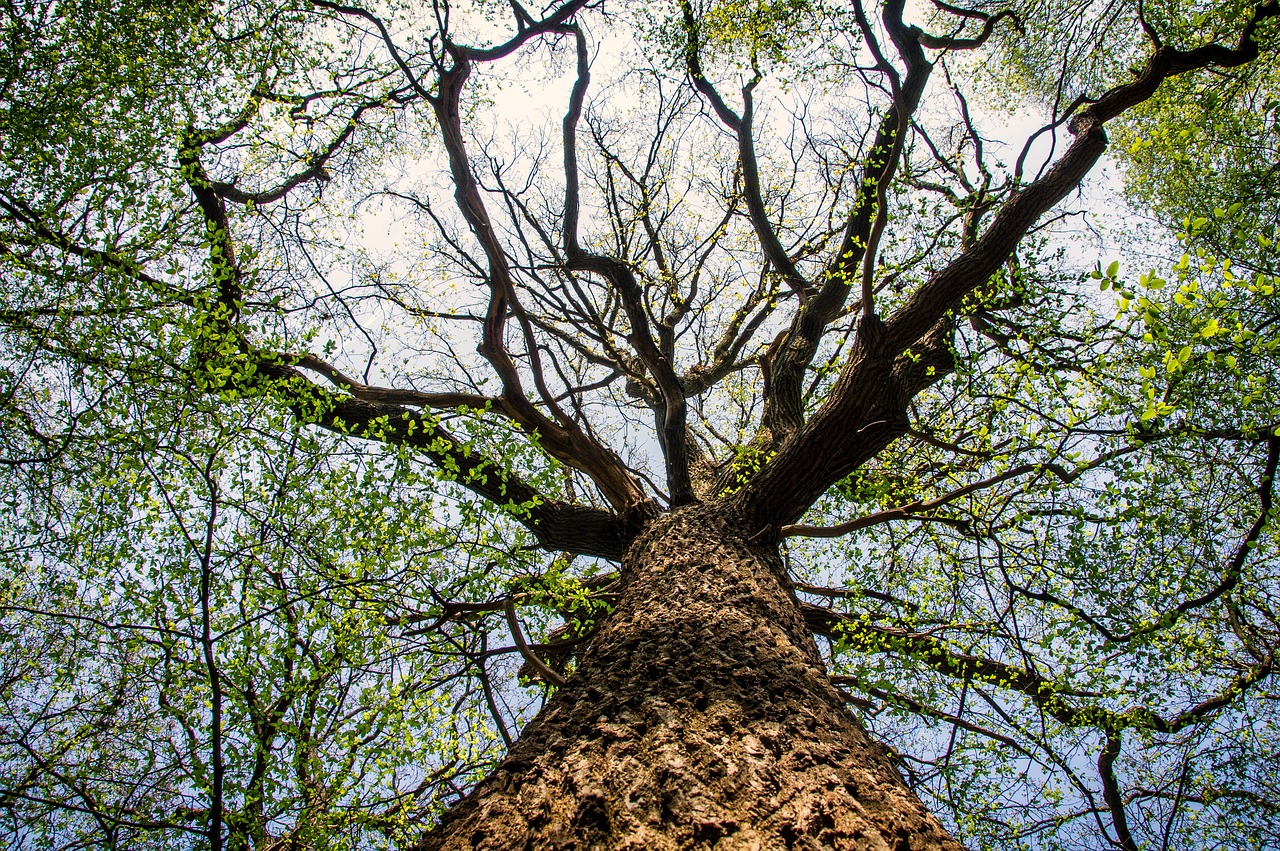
<box><xmin>504</xmin><ymin>599</ymin><xmax>567</xmax><ymax>687</ymax></box>
<box><xmin>561</xmin><ymin>26</ymin><xmax>695</xmax><ymax>505</ymax></box>
<box><xmin>253</xmin><ymin>358</ymin><xmax>632</xmax><ymax>560</ymax></box>
<box><xmin>1098</xmin><ymin>732</ymin><xmax>1139</xmax><ymax>851</ymax></box>
<box><xmin>0</xmin><ymin>194</ymin><xmax>179</xmax><ymax>298</ymax></box>
<box><xmin>209</xmin><ymin>98</ymin><xmax>388</xmax><ymax>206</ymax></box>
<box><xmin>290</xmin><ymin>353</ymin><xmax>495</xmax><ymax>409</ymax></box>
<box><xmin>178</xmin><ymin>130</ymin><xmax>244</xmax><ymax>323</ymax></box>
<box><xmin>917</xmin><ymin>5</ymin><xmax>1020</xmax><ymax>51</ymax></box>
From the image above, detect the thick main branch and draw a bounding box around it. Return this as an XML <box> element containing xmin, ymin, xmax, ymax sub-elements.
<box><xmin>735</xmin><ymin>0</ymin><xmax>1280</xmax><ymax>532</ymax></box>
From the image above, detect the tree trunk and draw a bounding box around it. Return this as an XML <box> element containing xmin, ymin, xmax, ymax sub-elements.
<box><xmin>417</xmin><ymin>506</ymin><xmax>962</xmax><ymax>850</ymax></box>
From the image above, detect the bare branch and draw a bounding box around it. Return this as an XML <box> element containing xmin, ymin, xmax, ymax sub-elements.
<box><xmin>1010</xmin><ymin>438</ymin><xmax>1280</xmax><ymax>645</ymax></box>
<box><xmin>782</xmin><ymin>449</ymin><xmax>1139</xmax><ymax>539</ymax></box>
<box><xmin>807</xmin><ymin>603</ymin><xmax>1276</xmax><ymax>736</ymax></box>
<box><xmin>917</xmin><ymin>6</ymin><xmax>1021</xmax><ymax>51</ymax></box>
<box><xmin>561</xmin><ymin>27</ymin><xmax>694</xmax><ymax>505</ymax></box>
<box><xmin>504</xmin><ymin>599</ymin><xmax>567</xmax><ymax>687</ymax></box>
<box><xmin>431</xmin><ymin>47</ymin><xmax>650</xmax><ymax>511</ymax></box>
<box><xmin>680</xmin><ymin>0</ymin><xmax>811</xmax><ymax>299</ymax></box>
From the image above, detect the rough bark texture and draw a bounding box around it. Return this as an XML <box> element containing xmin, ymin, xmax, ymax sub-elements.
<box><xmin>417</xmin><ymin>507</ymin><xmax>962</xmax><ymax>850</ymax></box>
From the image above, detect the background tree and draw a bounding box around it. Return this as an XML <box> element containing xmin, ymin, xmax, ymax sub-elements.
<box><xmin>2</xmin><ymin>0</ymin><xmax>1279</xmax><ymax>849</ymax></box>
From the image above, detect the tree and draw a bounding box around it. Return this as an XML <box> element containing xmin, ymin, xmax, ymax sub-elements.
<box><xmin>3</xmin><ymin>0</ymin><xmax>1280</xmax><ymax>848</ymax></box>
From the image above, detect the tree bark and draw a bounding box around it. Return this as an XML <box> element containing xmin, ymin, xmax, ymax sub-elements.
<box><xmin>417</xmin><ymin>506</ymin><xmax>961</xmax><ymax>850</ymax></box>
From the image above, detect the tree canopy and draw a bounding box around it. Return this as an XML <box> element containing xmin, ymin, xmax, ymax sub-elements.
<box><xmin>3</xmin><ymin>0</ymin><xmax>1280</xmax><ymax>849</ymax></box>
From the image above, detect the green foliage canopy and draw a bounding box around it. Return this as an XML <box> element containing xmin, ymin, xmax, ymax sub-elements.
<box><xmin>2</xmin><ymin>1</ymin><xmax>1280</xmax><ymax>849</ymax></box>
